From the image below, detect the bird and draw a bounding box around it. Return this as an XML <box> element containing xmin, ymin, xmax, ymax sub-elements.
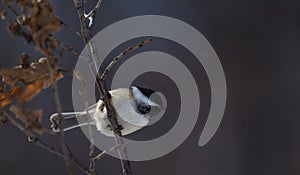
<box><xmin>50</xmin><ymin>86</ymin><xmax>162</xmax><ymax>137</ymax></box>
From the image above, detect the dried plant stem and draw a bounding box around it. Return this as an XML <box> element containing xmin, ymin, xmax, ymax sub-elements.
<box><xmin>51</xmin><ymin>37</ymin><xmax>80</xmax><ymax>56</ymax></box>
<box><xmin>93</xmin><ymin>142</ymin><xmax>128</xmax><ymax>162</ymax></box>
<box><xmin>96</xmin><ymin>77</ymin><xmax>132</xmax><ymax>175</ymax></box>
<box><xmin>85</xmin><ymin>0</ymin><xmax>103</xmax><ymax>18</ymax></box>
<box><xmin>73</xmin><ymin>0</ymin><xmax>101</xmax><ymax>76</ymax></box>
<box><xmin>72</xmin><ymin>0</ymin><xmax>133</xmax><ymax>172</ymax></box>
<box><xmin>73</xmin><ymin>70</ymin><xmax>96</xmax><ymax>175</ymax></box>
<box><xmin>100</xmin><ymin>37</ymin><xmax>152</xmax><ymax>80</ymax></box>
<box><xmin>72</xmin><ymin>1</ymin><xmax>101</xmax><ymax>174</ymax></box>
<box><xmin>46</xmin><ymin>56</ymin><xmax>74</xmax><ymax>175</ymax></box>
<box><xmin>72</xmin><ymin>1</ymin><xmax>153</xmax><ymax>175</ymax></box>
<box><xmin>2</xmin><ymin>1</ymin><xmax>90</xmax><ymax>174</ymax></box>
<box><xmin>60</xmin><ymin>20</ymin><xmax>82</xmax><ymax>38</ymax></box>
<box><xmin>2</xmin><ymin>112</ymin><xmax>91</xmax><ymax>174</ymax></box>
<box><xmin>2</xmin><ymin>0</ymin><xmax>19</xmax><ymax>19</ymax></box>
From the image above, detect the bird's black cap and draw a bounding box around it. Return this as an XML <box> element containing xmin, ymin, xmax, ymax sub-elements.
<box><xmin>135</xmin><ymin>86</ymin><xmax>155</xmax><ymax>98</ymax></box>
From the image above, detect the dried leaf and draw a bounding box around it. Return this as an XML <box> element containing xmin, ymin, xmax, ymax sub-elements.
<box><xmin>10</xmin><ymin>105</ymin><xmax>43</xmax><ymax>134</ymax></box>
<box><xmin>1</xmin><ymin>57</ymin><xmax>63</xmax><ymax>85</ymax></box>
<box><xmin>0</xmin><ymin>86</ymin><xmax>21</xmax><ymax>109</ymax></box>
<box><xmin>29</xmin><ymin>0</ymin><xmax>62</xmax><ymax>48</ymax></box>
<box><xmin>6</xmin><ymin>0</ymin><xmax>61</xmax><ymax>48</ymax></box>
<box><xmin>7</xmin><ymin>21</ymin><xmax>33</xmax><ymax>43</ymax></box>
<box><xmin>18</xmin><ymin>81</ymin><xmax>42</xmax><ymax>103</ymax></box>
<box><xmin>0</xmin><ymin>58</ymin><xmax>63</xmax><ymax>102</ymax></box>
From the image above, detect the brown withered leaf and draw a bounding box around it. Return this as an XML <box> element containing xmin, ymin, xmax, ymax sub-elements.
<box><xmin>0</xmin><ymin>86</ymin><xmax>21</xmax><ymax>109</ymax></box>
<box><xmin>29</xmin><ymin>0</ymin><xmax>62</xmax><ymax>48</ymax></box>
<box><xmin>0</xmin><ymin>58</ymin><xmax>63</xmax><ymax>86</ymax></box>
<box><xmin>7</xmin><ymin>21</ymin><xmax>33</xmax><ymax>43</ymax></box>
<box><xmin>0</xmin><ymin>58</ymin><xmax>63</xmax><ymax>102</ymax></box>
<box><xmin>10</xmin><ymin>105</ymin><xmax>43</xmax><ymax>134</ymax></box>
<box><xmin>6</xmin><ymin>1</ymin><xmax>61</xmax><ymax>48</ymax></box>
<box><xmin>18</xmin><ymin>81</ymin><xmax>42</xmax><ymax>103</ymax></box>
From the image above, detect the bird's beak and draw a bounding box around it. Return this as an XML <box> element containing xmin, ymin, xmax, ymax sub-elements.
<box><xmin>148</xmin><ymin>99</ymin><xmax>166</xmax><ymax>110</ymax></box>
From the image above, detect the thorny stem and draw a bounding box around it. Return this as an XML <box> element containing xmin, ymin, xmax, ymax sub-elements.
<box><xmin>2</xmin><ymin>111</ymin><xmax>91</xmax><ymax>175</ymax></box>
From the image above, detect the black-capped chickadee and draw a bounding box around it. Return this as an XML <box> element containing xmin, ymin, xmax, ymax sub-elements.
<box><xmin>50</xmin><ymin>86</ymin><xmax>161</xmax><ymax>136</ymax></box>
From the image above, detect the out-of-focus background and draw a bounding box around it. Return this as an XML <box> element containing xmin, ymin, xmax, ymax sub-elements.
<box><xmin>0</xmin><ymin>0</ymin><xmax>299</xmax><ymax>174</ymax></box>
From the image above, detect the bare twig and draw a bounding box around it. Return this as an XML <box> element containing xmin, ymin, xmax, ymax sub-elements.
<box><xmin>73</xmin><ymin>70</ymin><xmax>96</xmax><ymax>175</ymax></box>
<box><xmin>95</xmin><ymin>76</ymin><xmax>132</xmax><ymax>174</ymax></box>
<box><xmin>72</xmin><ymin>2</ymin><xmax>103</xmax><ymax>173</ymax></box>
<box><xmin>97</xmin><ymin>38</ymin><xmax>152</xmax><ymax>174</ymax></box>
<box><xmin>2</xmin><ymin>0</ymin><xmax>19</xmax><ymax>20</ymax></box>
<box><xmin>88</xmin><ymin>142</ymin><xmax>129</xmax><ymax>174</ymax></box>
<box><xmin>73</xmin><ymin>0</ymin><xmax>101</xmax><ymax>76</ymax></box>
<box><xmin>72</xmin><ymin>0</ymin><xmax>134</xmax><ymax>171</ymax></box>
<box><xmin>73</xmin><ymin>0</ymin><xmax>89</xmax><ymax>42</ymax></box>
<box><xmin>51</xmin><ymin>37</ymin><xmax>80</xmax><ymax>56</ymax></box>
<box><xmin>85</xmin><ymin>0</ymin><xmax>103</xmax><ymax>18</ymax></box>
<box><xmin>46</xmin><ymin>55</ymin><xmax>74</xmax><ymax>175</ymax></box>
<box><xmin>2</xmin><ymin>2</ymin><xmax>84</xmax><ymax>174</ymax></box>
<box><xmin>60</xmin><ymin>20</ymin><xmax>82</xmax><ymax>38</ymax></box>
<box><xmin>101</xmin><ymin>37</ymin><xmax>152</xmax><ymax>80</ymax></box>
<box><xmin>2</xmin><ymin>111</ymin><xmax>90</xmax><ymax>174</ymax></box>
<box><xmin>72</xmin><ymin>1</ymin><xmax>154</xmax><ymax>174</ymax></box>
<box><xmin>93</xmin><ymin>142</ymin><xmax>129</xmax><ymax>162</ymax></box>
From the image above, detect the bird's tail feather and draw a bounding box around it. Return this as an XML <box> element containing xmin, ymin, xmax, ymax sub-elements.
<box><xmin>50</xmin><ymin>112</ymin><xmax>95</xmax><ymax>132</ymax></box>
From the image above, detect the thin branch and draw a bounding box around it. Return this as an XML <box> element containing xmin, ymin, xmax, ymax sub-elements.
<box><xmin>2</xmin><ymin>1</ymin><xmax>82</xmax><ymax>173</ymax></box>
<box><xmin>46</xmin><ymin>55</ymin><xmax>74</xmax><ymax>175</ymax></box>
<box><xmin>97</xmin><ymin>38</ymin><xmax>152</xmax><ymax>174</ymax></box>
<box><xmin>85</xmin><ymin>0</ymin><xmax>103</xmax><ymax>18</ymax></box>
<box><xmin>51</xmin><ymin>37</ymin><xmax>80</xmax><ymax>56</ymax></box>
<box><xmin>100</xmin><ymin>37</ymin><xmax>152</xmax><ymax>80</ymax></box>
<box><xmin>73</xmin><ymin>0</ymin><xmax>89</xmax><ymax>42</ymax></box>
<box><xmin>2</xmin><ymin>111</ymin><xmax>90</xmax><ymax>175</ymax></box>
<box><xmin>2</xmin><ymin>0</ymin><xmax>19</xmax><ymax>19</ymax></box>
<box><xmin>2</xmin><ymin>0</ymin><xmax>26</xmax><ymax>25</ymax></box>
<box><xmin>72</xmin><ymin>2</ymin><xmax>104</xmax><ymax>174</ymax></box>
<box><xmin>93</xmin><ymin>142</ymin><xmax>128</xmax><ymax>162</ymax></box>
<box><xmin>94</xmin><ymin>74</ymin><xmax>133</xmax><ymax>174</ymax></box>
<box><xmin>73</xmin><ymin>0</ymin><xmax>101</xmax><ymax>77</ymax></box>
<box><xmin>89</xmin><ymin>142</ymin><xmax>129</xmax><ymax>173</ymax></box>
<box><xmin>72</xmin><ymin>1</ymin><xmax>151</xmax><ymax>174</ymax></box>
<box><xmin>60</xmin><ymin>20</ymin><xmax>82</xmax><ymax>38</ymax></box>
<box><xmin>73</xmin><ymin>70</ymin><xmax>96</xmax><ymax>175</ymax></box>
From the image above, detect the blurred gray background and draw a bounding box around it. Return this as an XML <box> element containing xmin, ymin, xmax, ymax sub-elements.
<box><xmin>0</xmin><ymin>0</ymin><xmax>299</xmax><ymax>174</ymax></box>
